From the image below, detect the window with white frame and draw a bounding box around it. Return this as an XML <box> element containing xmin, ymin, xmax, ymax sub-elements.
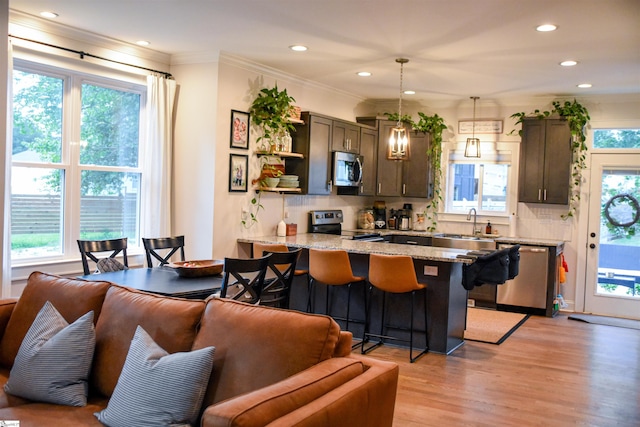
<box><xmin>11</xmin><ymin>59</ymin><xmax>146</xmax><ymax>261</ymax></box>
<box><xmin>445</xmin><ymin>146</ymin><xmax>513</xmax><ymax>215</ymax></box>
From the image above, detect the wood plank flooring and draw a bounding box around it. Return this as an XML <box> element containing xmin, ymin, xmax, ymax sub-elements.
<box><xmin>355</xmin><ymin>313</ymin><xmax>640</xmax><ymax>426</ymax></box>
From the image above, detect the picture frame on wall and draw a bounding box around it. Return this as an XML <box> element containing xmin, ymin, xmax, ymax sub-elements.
<box><xmin>229</xmin><ymin>154</ymin><xmax>248</xmax><ymax>192</ymax></box>
<box><xmin>230</xmin><ymin>110</ymin><xmax>250</xmax><ymax>149</ymax></box>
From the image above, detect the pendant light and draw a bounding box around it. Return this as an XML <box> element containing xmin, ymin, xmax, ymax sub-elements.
<box><xmin>388</xmin><ymin>58</ymin><xmax>410</xmax><ymax>160</ymax></box>
<box><xmin>464</xmin><ymin>96</ymin><xmax>481</xmax><ymax>158</ymax></box>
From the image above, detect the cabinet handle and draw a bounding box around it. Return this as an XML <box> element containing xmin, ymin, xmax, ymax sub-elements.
<box><xmin>402</xmin><ymin>184</ymin><xmax>406</xmax><ymax>195</ymax></box>
<box><xmin>538</xmin><ymin>189</ymin><xmax>542</xmax><ymax>201</ymax></box>
<box><xmin>543</xmin><ymin>189</ymin><xmax>547</xmax><ymax>201</ymax></box>
<box><xmin>328</xmin><ymin>180</ymin><xmax>333</xmax><ymax>192</ymax></box>
<box><xmin>378</xmin><ymin>183</ymin><xmax>382</xmax><ymax>193</ymax></box>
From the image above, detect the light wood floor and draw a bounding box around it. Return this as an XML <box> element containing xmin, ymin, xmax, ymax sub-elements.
<box><xmin>356</xmin><ymin>313</ymin><xmax>640</xmax><ymax>426</ymax></box>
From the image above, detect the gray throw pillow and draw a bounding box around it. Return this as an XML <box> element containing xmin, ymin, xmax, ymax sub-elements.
<box><xmin>95</xmin><ymin>326</ymin><xmax>215</xmax><ymax>427</ymax></box>
<box><xmin>4</xmin><ymin>301</ymin><xmax>95</xmax><ymax>406</ymax></box>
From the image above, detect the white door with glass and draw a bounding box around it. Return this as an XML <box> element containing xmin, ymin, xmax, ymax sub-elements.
<box><xmin>584</xmin><ymin>153</ymin><xmax>640</xmax><ymax>319</ymax></box>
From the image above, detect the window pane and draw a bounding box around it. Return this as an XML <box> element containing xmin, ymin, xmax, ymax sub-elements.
<box><xmin>11</xmin><ymin>167</ymin><xmax>63</xmax><ymax>258</ymax></box>
<box><xmin>80</xmin><ymin>84</ymin><xmax>140</xmax><ymax>167</ymax></box>
<box><xmin>12</xmin><ymin>70</ymin><xmax>63</xmax><ymax>162</ymax></box>
<box><xmin>594</xmin><ymin>129</ymin><xmax>640</xmax><ymax>149</ymax></box>
<box><xmin>79</xmin><ymin>171</ymin><xmax>141</xmax><ymax>241</ymax></box>
<box><xmin>451</xmin><ymin>164</ymin><xmax>478</xmax><ymax>211</ymax></box>
<box><xmin>481</xmin><ymin>164</ymin><xmax>508</xmax><ymax>212</ymax></box>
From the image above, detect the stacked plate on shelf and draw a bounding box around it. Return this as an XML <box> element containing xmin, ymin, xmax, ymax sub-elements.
<box><xmin>278</xmin><ymin>175</ymin><xmax>299</xmax><ymax>188</ymax></box>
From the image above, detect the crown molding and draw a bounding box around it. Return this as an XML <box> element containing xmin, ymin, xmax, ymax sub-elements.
<box><xmin>9</xmin><ymin>9</ymin><xmax>170</xmax><ymax>73</ymax></box>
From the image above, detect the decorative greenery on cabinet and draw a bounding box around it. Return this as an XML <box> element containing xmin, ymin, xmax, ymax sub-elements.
<box><xmin>510</xmin><ymin>99</ymin><xmax>590</xmax><ymax>220</ymax></box>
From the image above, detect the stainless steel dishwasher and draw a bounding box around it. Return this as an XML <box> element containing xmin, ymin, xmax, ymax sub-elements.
<box><xmin>496</xmin><ymin>244</ymin><xmax>548</xmax><ymax>309</ymax></box>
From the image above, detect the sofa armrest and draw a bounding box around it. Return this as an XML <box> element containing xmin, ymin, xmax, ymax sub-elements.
<box><xmin>264</xmin><ymin>355</ymin><xmax>399</xmax><ymax>427</ymax></box>
<box><xmin>201</xmin><ymin>357</ymin><xmax>366</xmax><ymax>427</ymax></box>
<box><xmin>0</xmin><ymin>300</ymin><xmax>17</xmax><ymax>342</ymax></box>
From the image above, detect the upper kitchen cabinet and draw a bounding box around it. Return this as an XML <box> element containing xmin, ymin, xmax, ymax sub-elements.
<box><xmin>357</xmin><ymin>117</ymin><xmax>433</xmax><ymax>198</ymax></box>
<box><xmin>358</xmin><ymin>126</ymin><xmax>377</xmax><ymax>196</ymax></box>
<box><xmin>331</xmin><ymin>120</ymin><xmax>360</xmax><ymax>153</ymax></box>
<box><xmin>289</xmin><ymin>112</ymin><xmax>332</xmax><ymax>195</ymax></box>
<box><xmin>518</xmin><ymin>118</ymin><xmax>572</xmax><ymax>204</ymax></box>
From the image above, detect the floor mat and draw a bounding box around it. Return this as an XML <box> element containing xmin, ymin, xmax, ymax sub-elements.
<box><xmin>464</xmin><ymin>308</ymin><xmax>530</xmax><ymax>344</ymax></box>
<box><xmin>568</xmin><ymin>313</ymin><xmax>640</xmax><ymax>330</ymax></box>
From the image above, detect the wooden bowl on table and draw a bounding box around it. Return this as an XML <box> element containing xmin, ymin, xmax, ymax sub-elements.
<box><xmin>168</xmin><ymin>260</ymin><xmax>224</xmax><ymax>277</ymax></box>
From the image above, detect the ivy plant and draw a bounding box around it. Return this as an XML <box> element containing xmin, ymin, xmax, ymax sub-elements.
<box><xmin>510</xmin><ymin>99</ymin><xmax>590</xmax><ymax>220</ymax></box>
<box><xmin>249</xmin><ymin>85</ymin><xmax>297</xmax><ymax>150</ymax></box>
<box><xmin>385</xmin><ymin>112</ymin><xmax>448</xmax><ymax>231</ymax></box>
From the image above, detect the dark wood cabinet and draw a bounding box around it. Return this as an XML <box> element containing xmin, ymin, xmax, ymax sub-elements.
<box><xmin>331</xmin><ymin>120</ymin><xmax>360</xmax><ymax>153</ymax></box>
<box><xmin>358</xmin><ymin>118</ymin><xmax>432</xmax><ymax>198</ymax></box>
<box><xmin>518</xmin><ymin>118</ymin><xmax>572</xmax><ymax>204</ymax></box>
<box><xmin>358</xmin><ymin>126</ymin><xmax>377</xmax><ymax>196</ymax></box>
<box><xmin>290</xmin><ymin>113</ymin><xmax>332</xmax><ymax>195</ymax></box>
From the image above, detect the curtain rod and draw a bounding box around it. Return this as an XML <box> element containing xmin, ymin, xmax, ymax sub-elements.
<box><xmin>9</xmin><ymin>35</ymin><xmax>173</xmax><ymax>79</ymax></box>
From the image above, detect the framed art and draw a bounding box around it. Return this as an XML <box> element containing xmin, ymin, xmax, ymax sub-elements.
<box><xmin>229</xmin><ymin>154</ymin><xmax>248</xmax><ymax>192</ymax></box>
<box><xmin>230</xmin><ymin>110</ymin><xmax>250</xmax><ymax>149</ymax></box>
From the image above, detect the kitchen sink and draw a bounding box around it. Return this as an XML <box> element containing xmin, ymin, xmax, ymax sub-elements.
<box><xmin>432</xmin><ymin>234</ymin><xmax>495</xmax><ymax>250</ymax></box>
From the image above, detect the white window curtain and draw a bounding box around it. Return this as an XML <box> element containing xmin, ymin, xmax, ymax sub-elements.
<box><xmin>142</xmin><ymin>75</ymin><xmax>177</xmax><ymax>239</ymax></box>
<box><xmin>2</xmin><ymin>41</ymin><xmax>13</xmax><ymax>296</ymax></box>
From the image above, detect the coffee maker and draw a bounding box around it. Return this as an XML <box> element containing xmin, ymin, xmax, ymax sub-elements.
<box><xmin>373</xmin><ymin>201</ymin><xmax>387</xmax><ymax>229</ymax></box>
<box><xmin>398</xmin><ymin>203</ymin><xmax>413</xmax><ymax>230</ymax></box>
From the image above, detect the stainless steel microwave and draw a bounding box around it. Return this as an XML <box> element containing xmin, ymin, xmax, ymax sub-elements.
<box><xmin>333</xmin><ymin>151</ymin><xmax>363</xmax><ymax>187</ymax></box>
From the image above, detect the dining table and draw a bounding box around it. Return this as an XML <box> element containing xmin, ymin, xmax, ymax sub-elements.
<box><xmin>79</xmin><ymin>266</ymin><xmax>223</xmax><ymax>299</ymax></box>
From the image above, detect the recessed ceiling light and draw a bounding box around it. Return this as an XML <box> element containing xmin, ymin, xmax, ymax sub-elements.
<box><xmin>560</xmin><ymin>60</ymin><xmax>578</xmax><ymax>67</ymax></box>
<box><xmin>40</xmin><ymin>11</ymin><xmax>59</xmax><ymax>19</ymax></box>
<box><xmin>289</xmin><ymin>45</ymin><xmax>308</xmax><ymax>52</ymax></box>
<box><xmin>577</xmin><ymin>83</ymin><xmax>592</xmax><ymax>88</ymax></box>
<box><xmin>536</xmin><ymin>24</ymin><xmax>557</xmax><ymax>32</ymax></box>
<box><xmin>403</xmin><ymin>90</ymin><xmax>415</xmax><ymax>95</ymax></box>
<box><xmin>357</xmin><ymin>71</ymin><xmax>372</xmax><ymax>77</ymax></box>
<box><xmin>136</xmin><ymin>40</ymin><xmax>151</xmax><ymax>47</ymax></box>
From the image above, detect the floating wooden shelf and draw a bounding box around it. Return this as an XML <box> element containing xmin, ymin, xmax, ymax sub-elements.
<box><xmin>255</xmin><ymin>151</ymin><xmax>304</xmax><ymax>159</ymax></box>
<box><xmin>257</xmin><ymin>187</ymin><xmax>302</xmax><ymax>193</ymax></box>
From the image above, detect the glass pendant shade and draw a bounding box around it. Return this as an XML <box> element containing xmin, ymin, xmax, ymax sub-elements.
<box><xmin>464</xmin><ymin>96</ymin><xmax>481</xmax><ymax>158</ymax></box>
<box><xmin>388</xmin><ymin>125</ymin><xmax>410</xmax><ymax>160</ymax></box>
<box><xmin>464</xmin><ymin>137</ymin><xmax>481</xmax><ymax>158</ymax></box>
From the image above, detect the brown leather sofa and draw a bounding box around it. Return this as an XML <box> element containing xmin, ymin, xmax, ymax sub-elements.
<box><xmin>0</xmin><ymin>272</ymin><xmax>399</xmax><ymax>426</ymax></box>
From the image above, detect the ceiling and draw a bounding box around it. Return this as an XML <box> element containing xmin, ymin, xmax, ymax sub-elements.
<box><xmin>8</xmin><ymin>0</ymin><xmax>640</xmax><ymax>103</ymax></box>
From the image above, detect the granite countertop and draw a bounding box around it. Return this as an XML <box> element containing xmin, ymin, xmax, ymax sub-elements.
<box><xmin>238</xmin><ymin>233</ymin><xmax>475</xmax><ymax>263</ymax></box>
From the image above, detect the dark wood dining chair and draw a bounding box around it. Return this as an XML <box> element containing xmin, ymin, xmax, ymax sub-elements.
<box><xmin>77</xmin><ymin>237</ymin><xmax>129</xmax><ymax>275</ymax></box>
<box><xmin>220</xmin><ymin>255</ymin><xmax>271</xmax><ymax>305</ymax></box>
<box><xmin>259</xmin><ymin>248</ymin><xmax>301</xmax><ymax>309</ymax></box>
<box><xmin>142</xmin><ymin>236</ymin><xmax>186</xmax><ymax>267</ymax></box>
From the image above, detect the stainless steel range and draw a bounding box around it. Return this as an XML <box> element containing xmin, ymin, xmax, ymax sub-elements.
<box><xmin>309</xmin><ymin>210</ymin><xmax>384</xmax><ymax>241</ymax></box>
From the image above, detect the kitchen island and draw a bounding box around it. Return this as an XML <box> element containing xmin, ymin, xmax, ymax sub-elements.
<box><xmin>238</xmin><ymin>233</ymin><xmax>474</xmax><ymax>355</ymax></box>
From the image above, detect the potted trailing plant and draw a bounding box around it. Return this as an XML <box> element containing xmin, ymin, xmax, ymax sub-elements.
<box><xmin>249</xmin><ymin>84</ymin><xmax>297</xmax><ymax>152</ymax></box>
<box><xmin>510</xmin><ymin>99</ymin><xmax>590</xmax><ymax>219</ymax></box>
<box><xmin>413</xmin><ymin>113</ymin><xmax>447</xmax><ymax>231</ymax></box>
<box><xmin>385</xmin><ymin>112</ymin><xmax>448</xmax><ymax>231</ymax></box>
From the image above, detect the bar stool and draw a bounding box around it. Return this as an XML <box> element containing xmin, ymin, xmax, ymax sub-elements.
<box><xmin>308</xmin><ymin>249</ymin><xmax>367</xmax><ymax>335</ymax></box>
<box><xmin>362</xmin><ymin>253</ymin><xmax>429</xmax><ymax>363</ymax></box>
<box><xmin>253</xmin><ymin>243</ymin><xmax>311</xmax><ymax>310</ymax></box>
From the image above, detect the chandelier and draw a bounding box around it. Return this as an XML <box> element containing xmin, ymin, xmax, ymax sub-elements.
<box><xmin>388</xmin><ymin>58</ymin><xmax>410</xmax><ymax>160</ymax></box>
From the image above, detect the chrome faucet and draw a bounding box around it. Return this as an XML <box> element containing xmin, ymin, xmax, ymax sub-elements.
<box><xmin>467</xmin><ymin>208</ymin><xmax>478</xmax><ymax>235</ymax></box>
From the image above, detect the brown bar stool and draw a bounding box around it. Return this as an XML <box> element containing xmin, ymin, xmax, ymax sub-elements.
<box><xmin>253</xmin><ymin>243</ymin><xmax>311</xmax><ymax>310</ymax></box>
<box><xmin>362</xmin><ymin>253</ymin><xmax>429</xmax><ymax>363</ymax></box>
<box><xmin>308</xmin><ymin>249</ymin><xmax>367</xmax><ymax>336</ymax></box>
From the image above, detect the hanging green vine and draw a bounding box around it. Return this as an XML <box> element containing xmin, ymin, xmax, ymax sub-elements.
<box><xmin>414</xmin><ymin>113</ymin><xmax>447</xmax><ymax>231</ymax></box>
<box><xmin>510</xmin><ymin>99</ymin><xmax>590</xmax><ymax>220</ymax></box>
<box><xmin>385</xmin><ymin>112</ymin><xmax>447</xmax><ymax>231</ymax></box>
